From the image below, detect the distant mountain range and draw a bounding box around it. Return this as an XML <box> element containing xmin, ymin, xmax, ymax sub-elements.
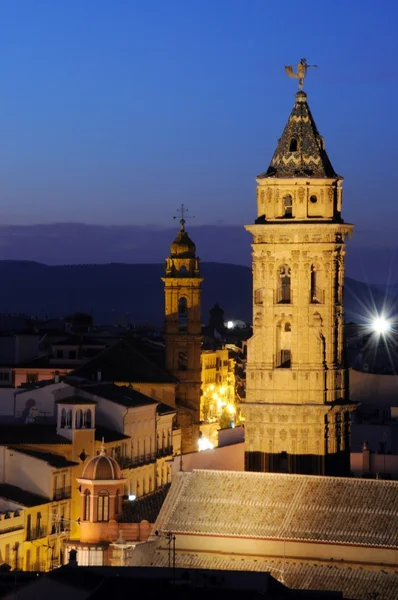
<box><xmin>0</xmin><ymin>260</ymin><xmax>393</xmax><ymax>326</ymax></box>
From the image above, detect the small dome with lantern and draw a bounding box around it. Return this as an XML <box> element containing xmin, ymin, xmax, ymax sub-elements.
<box><xmin>81</xmin><ymin>441</ymin><xmax>122</xmax><ymax>481</ymax></box>
<box><xmin>169</xmin><ymin>205</ymin><xmax>196</xmax><ymax>258</ymax></box>
<box><xmin>170</xmin><ymin>229</ymin><xmax>196</xmax><ymax>258</ymax></box>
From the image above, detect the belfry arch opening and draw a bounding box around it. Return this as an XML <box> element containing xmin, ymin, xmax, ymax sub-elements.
<box><xmin>310</xmin><ymin>264</ymin><xmax>324</xmax><ymax>304</ymax></box>
<box><xmin>289</xmin><ymin>138</ymin><xmax>298</xmax><ymax>152</ymax></box>
<box><xmin>276</xmin><ymin>320</ymin><xmax>292</xmax><ymax>368</ymax></box>
<box><xmin>276</xmin><ymin>265</ymin><xmax>291</xmax><ymax>304</ymax></box>
<box><xmin>283</xmin><ymin>195</ymin><xmax>293</xmax><ymax>218</ymax></box>
<box><xmin>178</xmin><ymin>297</ymin><xmax>188</xmax><ymax>331</ymax></box>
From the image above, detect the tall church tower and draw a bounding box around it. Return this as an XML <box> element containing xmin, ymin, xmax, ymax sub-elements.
<box><xmin>162</xmin><ymin>207</ymin><xmax>203</xmax><ymax>454</ymax></box>
<box><xmin>243</xmin><ymin>83</ymin><xmax>355</xmax><ymax>476</ymax></box>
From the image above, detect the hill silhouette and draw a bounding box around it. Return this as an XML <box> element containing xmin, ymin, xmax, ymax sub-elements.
<box><xmin>0</xmin><ymin>261</ymin><xmax>390</xmax><ymax>326</ymax></box>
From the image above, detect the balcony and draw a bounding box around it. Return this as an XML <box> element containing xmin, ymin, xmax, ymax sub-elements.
<box><xmin>27</xmin><ymin>526</ymin><xmax>47</xmax><ymax>541</ymax></box>
<box><xmin>117</xmin><ymin>454</ymin><xmax>157</xmax><ymax>470</ymax></box>
<box><xmin>310</xmin><ymin>286</ymin><xmax>325</xmax><ymax>304</ymax></box>
<box><xmin>275</xmin><ymin>288</ymin><xmax>292</xmax><ymax>304</ymax></box>
<box><xmin>157</xmin><ymin>446</ymin><xmax>173</xmax><ymax>458</ymax></box>
<box><xmin>52</xmin><ymin>486</ymin><xmax>71</xmax><ymax>501</ymax></box>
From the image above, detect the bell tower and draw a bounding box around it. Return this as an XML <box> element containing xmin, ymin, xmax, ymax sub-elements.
<box><xmin>242</xmin><ymin>75</ymin><xmax>355</xmax><ymax>476</ymax></box>
<box><xmin>162</xmin><ymin>206</ymin><xmax>203</xmax><ymax>454</ymax></box>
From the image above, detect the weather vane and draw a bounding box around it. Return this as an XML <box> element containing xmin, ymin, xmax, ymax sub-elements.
<box><xmin>285</xmin><ymin>58</ymin><xmax>318</xmax><ymax>91</ymax></box>
<box><xmin>174</xmin><ymin>204</ymin><xmax>194</xmax><ymax>232</ymax></box>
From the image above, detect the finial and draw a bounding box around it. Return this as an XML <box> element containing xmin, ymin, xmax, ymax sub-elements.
<box><xmin>285</xmin><ymin>58</ymin><xmax>318</xmax><ymax>91</ymax></box>
<box><xmin>173</xmin><ymin>204</ymin><xmax>194</xmax><ymax>232</ymax></box>
<box><xmin>100</xmin><ymin>437</ymin><xmax>106</xmax><ymax>456</ymax></box>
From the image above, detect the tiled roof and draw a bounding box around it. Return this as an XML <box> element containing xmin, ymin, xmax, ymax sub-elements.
<box><xmin>258</xmin><ymin>91</ymin><xmax>338</xmax><ymax>179</ymax></box>
<box><xmin>154</xmin><ymin>470</ymin><xmax>398</xmax><ymax>548</ymax></box>
<box><xmin>72</xmin><ymin>339</ymin><xmax>177</xmax><ymax>384</ymax></box>
<box><xmin>95</xmin><ymin>426</ymin><xmax>130</xmax><ymax>443</ymax></box>
<box><xmin>0</xmin><ymin>483</ymin><xmax>49</xmax><ymax>507</ymax></box>
<box><xmin>136</xmin><ymin>551</ymin><xmax>398</xmax><ymax>600</ymax></box>
<box><xmin>0</xmin><ymin>424</ymin><xmax>70</xmax><ymax>445</ymax></box>
<box><xmin>9</xmin><ymin>447</ymin><xmax>78</xmax><ymax>468</ymax></box>
<box><xmin>75</xmin><ymin>382</ymin><xmax>159</xmax><ymax>408</ymax></box>
<box><xmin>56</xmin><ymin>395</ymin><xmax>97</xmax><ymax>405</ymax></box>
<box><xmin>121</xmin><ymin>484</ymin><xmax>170</xmax><ymax>524</ymax></box>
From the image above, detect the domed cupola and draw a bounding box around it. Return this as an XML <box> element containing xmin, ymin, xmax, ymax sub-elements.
<box><xmin>170</xmin><ymin>229</ymin><xmax>196</xmax><ymax>258</ymax></box>
<box><xmin>81</xmin><ymin>442</ymin><xmax>122</xmax><ymax>481</ymax></box>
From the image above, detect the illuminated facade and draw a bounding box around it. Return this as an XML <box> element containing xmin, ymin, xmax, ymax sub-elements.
<box><xmin>242</xmin><ymin>89</ymin><xmax>355</xmax><ymax>475</ymax></box>
<box><xmin>162</xmin><ymin>215</ymin><xmax>203</xmax><ymax>454</ymax></box>
<box><xmin>200</xmin><ymin>348</ymin><xmax>235</xmax><ymax>422</ymax></box>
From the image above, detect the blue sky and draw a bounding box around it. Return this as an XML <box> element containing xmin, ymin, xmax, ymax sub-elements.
<box><xmin>0</xmin><ymin>0</ymin><xmax>397</xmax><ymax>231</ymax></box>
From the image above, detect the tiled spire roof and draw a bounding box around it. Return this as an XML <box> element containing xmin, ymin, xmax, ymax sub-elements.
<box><xmin>259</xmin><ymin>91</ymin><xmax>339</xmax><ymax>179</ymax></box>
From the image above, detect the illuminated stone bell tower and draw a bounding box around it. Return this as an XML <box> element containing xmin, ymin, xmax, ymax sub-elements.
<box><xmin>162</xmin><ymin>206</ymin><xmax>203</xmax><ymax>454</ymax></box>
<box><xmin>242</xmin><ymin>72</ymin><xmax>355</xmax><ymax>476</ymax></box>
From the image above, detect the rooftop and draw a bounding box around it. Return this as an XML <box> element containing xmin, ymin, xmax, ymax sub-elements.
<box><xmin>0</xmin><ymin>424</ymin><xmax>70</xmax><ymax>445</ymax></box>
<box><xmin>259</xmin><ymin>91</ymin><xmax>338</xmax><ymax>179</ymax></box>
<box><xmin>9</xmin><ymin>447</ymin><xmax>79</xmax><ymax>468</ymax></box>
<box><xmin>72</xmin><ymin>338</ymin><xmax>177</xmax><ymax>385</ymax></box>
<box><xmin>95</xmin><ymin>426</ymin><xmax>130</xmax><ymax>443</ymax></box>
<box><xmin>154</xmin><ymin>470</ymin><xmax>398</xmax><ymax>548</ymax></box>
<box><xmin>56</xmin><ymin>395</ymin><xmax>97</xmax><ymax>405</ymax></box>
<box><xmin>74</xmin><ymin>381</ymin><xmax>159</xmax><ymax>408</ymax></box>
<box><xmin>121</xmin><ymin>484</ymin><xmax>171</xmax><ymax>523</ymax></box>
<box><xmin>0</xmin><ymin>483</ymin><xmax>49</xmax><ymax>507</ymax></box>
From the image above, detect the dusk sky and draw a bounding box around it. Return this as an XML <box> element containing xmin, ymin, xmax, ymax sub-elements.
<box><xmin>0</xmin><ymin>0</ymin><xmax>397</xmax><ymax>239</ymax></box>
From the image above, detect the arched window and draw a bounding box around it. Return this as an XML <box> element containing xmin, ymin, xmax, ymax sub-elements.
<box><xmin>84</xmin><ymin>409</ymin><xmax>92</xmax><ymax>429</ymax></box>
<box><xmin>75</xmin><ymin>409</ymin><xmax>83</xmax><ymax>429</ymax></box>
<box><xmin>178</xmin><ymin>297</ymin><xmax>188</xmax><ymax>331</ymax></box>
<box><xmin>97</xmin><ymin>490</ymin><xmax>109</xmax><ymax>522</ymax></box>
<box><xmin>66</xmin><ymin>409</ymin><xmax>72</xmax><ymax>428</ymax></box>
<box><xmin>115</xmin><ymin>490</ymin><xmax>120</xmax><ymax>514</ymax></box>
<box><xmin>60</xmin><ymin>409</ymin><xmax>66</xmax><ymax>428</ymax></box>
<box><xmin>180</xmin><ymin>265</ymin><xmax>187</xmax><ymax>274</ymax></box>
<box><xmin>83</xmin><ymin>490</ymin><xmax>91</xmax><ymax>521</ymax></box>
<box><xmin>276</xmin><ymin>265</ymin><xmax>291</xmax><ymax>304</ymax></box>
<box><xmin>276</xmin><ymin>320</ymin><xmax>292</xmax><ymax>368</ymax></box>
<box><xmin>289</xmin><ymin>138</ymin><xmax>298</xmax><ymax>152</ymax></box>
<box><xmin>310</xmin><ymin>265</ymin><xmax>324</xmax><ymax>303</ymax></box>
<box><xmin>283</xmin><ymin>195</ymin><xmax>293</xmax><ymax>218</ymax></box>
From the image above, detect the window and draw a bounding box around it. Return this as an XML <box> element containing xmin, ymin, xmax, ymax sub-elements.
<box><xmin>84</xmin><ymin>490</ymin><xmax>91</xmax><ymax>521</ymax></box>
<box><xmin>310</xmin><ymin>195</ymin><xmax>317</xmax><ymax>203</ymax></box>
<box><xmin>178</xmin><ymin>351</ymin><xmax>187</xmax><ymax>371</ymax></box>
<box><xmin>69</xmin><ymin>350</ymin><xmax>77</xmax><ymax>360</ymax></box>
<box><xmin>60</xmin><ymin>409</ymin><xmax>66</xmax><ymax>428</ymax></box>
<box><xmin>279</xmin><ymin>349</ymin><xmax>291</xmax><ymax>368</ymax></box>
<box><xmin>289</xmin><ymin>138</ymin><xmax>298</xmax><ymax>152</ymax></box>
<box><xmin>56</xmin><ymin>350</ymin><xmax>63</xmax><ymax>359</ymax></box>
<box><xmin>75</xmin><ymin>409</ymin><xmax>83</xmax><ymax>429</ymax></box>
<box><xmin>115</xmin><ymin>490</ymin><xmax>120</xmax><ymax>514</ymax></box>
<box><xmin>84</xmin><ymin>409</ymin><xmax>92</xmax><ymax>428</ymax></box>
<box><xmin>283</xmin><ymin>195</ymin><xmax>293</xmax><ymax>218</ymax></box>
<box><xmin>178</xmin><ymin>297</ymin><xmax>188</xmax><ymax>331</ymax></box>
<box><xmin>276</xmin><ymin>265</ymin><xmax>291</xmax><ymax>304</ymax></box>
<box><xmin>0</xmin><ymin>372</ymin><xmax>10</xmax><ymax>381</ymax></box>
<box><xmin>97</xmin><ymin>490</ymin><xmax>109</xmax><ymax>522</ymax></box>
<box><xmin>310</xmin><ymin>265</ymin><xmax>324</xmax><ymax>303</ymax></box>
<box><xmin>254</xmin><ymin>289</ymin><xmax>263</xmax><ymax>304</ymax></box>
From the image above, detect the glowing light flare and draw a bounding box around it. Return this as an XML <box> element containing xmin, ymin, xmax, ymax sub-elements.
<box><xmin>372</xmin><ymin>316</ymin><xmax>391</xmax><ymax>334</ymax></box>
<box><xmin>226</xmin><ymin>403</ymin><xmax>236</xmax><ymax>415</ymax></box>
<box><xmin>198</xmin><ymin>436</ymin><xmax>214</xmax><ymax>451</ymax></box>
<box><xmin>227</xmin><ymin>321</ymin><xmax>234</xmax><ymax>329</ymax></box>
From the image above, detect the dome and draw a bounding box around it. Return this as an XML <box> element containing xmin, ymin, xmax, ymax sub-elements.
<box><xmin>170</xmin><ymin>230</ymin><xmax>196</xmax><ymax>258</ymax></box>
<box><xmin>82</xmin><ymin>447</ymin><xmax>122</xmax><ymax>481</ymax></box>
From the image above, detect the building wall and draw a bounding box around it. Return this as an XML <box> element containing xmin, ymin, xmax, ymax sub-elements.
<box><xmin>350</xmin><ymin>369</ymin><xmax>398</xmax><ymax>410</ymax></box>
<box><xmin>3</xmin><ymin>450</ymin><xmax>51</xmax><ymax>499</ymax></box>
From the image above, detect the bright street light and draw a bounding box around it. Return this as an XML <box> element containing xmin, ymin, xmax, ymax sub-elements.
<box><xmin>372</xmin><ymin>316</ymin><xmax>391</xmax><ymax>334</ymax></box>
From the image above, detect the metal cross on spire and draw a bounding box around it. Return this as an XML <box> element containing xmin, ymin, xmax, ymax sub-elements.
<box><xmin>173</xmin><ymin>204</ymin><xmax>194</xmax><ymax>232</ymax></box>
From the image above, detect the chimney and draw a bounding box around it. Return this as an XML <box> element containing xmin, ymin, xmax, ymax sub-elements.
<box><xmin>54</xmin><ymin>371</ymin><xmax>60</xmax><ymax>384</ymax></box>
